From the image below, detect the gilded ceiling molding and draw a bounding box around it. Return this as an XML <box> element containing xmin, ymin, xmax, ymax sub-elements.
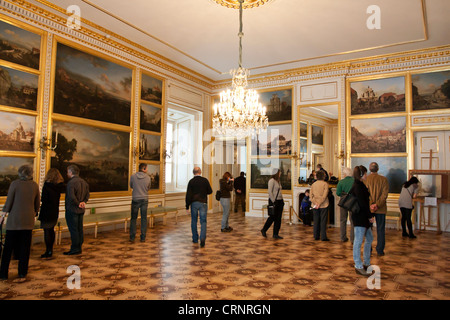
<box><xmin>212</xmin><ymin>45</ymin><xmax>450</xmax><ymax>91</ymax></box>
<box><xmin>1</xmin><ymin>0</ymin><xmax>449</xmax><ymax>94</ymax></box>
<box><xmin>2</xmin><ymin>0</ymin><xmax>215</xmax><ymax>91</ymax></box>
<box><xmin>31</xmin><ymin>0</ymin><xmax>216</xmax><ymax>82</ymax></box>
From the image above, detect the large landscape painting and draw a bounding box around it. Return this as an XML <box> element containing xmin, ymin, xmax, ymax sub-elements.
<box><xmin>350</xmin><ymin>156</ymin><xmax>407</xmax><ymax>193</ymax></box>
<box><xmin>0</xmin><ymin>157</ymin><xmax>34</xmax><ymax>196</ymax></box>
<box><xmin>251</xmin><ymin>158</ymin><xmax>291</xmax><ymax>190</ymax></box>
<box><xmin>0</xmin><ymin>20</ymin><xmax>41</xmax><ymax>70</ymax></box>
<box><xmin>0</xmin><ymin>65</ymin><xmax>39</xmax><ymax>111</ymax></box>
<box><xmin>51</xmin><ymin>121</ymin><xmax>130</xmax><ymax>192</ymax></box>
<box><xmin>412</xmin><ymin>70</ymin><xmax>450</xmax><ymax>111</ymax></box>
<box><xmin>350</xmin><ymin>76</ymin><xmax>405</xmax><ymax>115</ymax></box>
<box><xmin>351</xmin><ymin>117</ymin><xmax>406</xmax><ymax>153</ymax></box>
<box><xmin>53</xmin><ymin>43</ymin><xmax>132</xmax><ymax>126</ymax></box>
<box><xmin>0</xmin><ymin>111</ymin><xmax>35</xmax><ymax>152</ymax></box>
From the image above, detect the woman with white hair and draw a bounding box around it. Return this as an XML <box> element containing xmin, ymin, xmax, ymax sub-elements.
<box><xmin>0</xmin><ymin>165</ymin><xmax>40</xmax><ymax>280</ymax></box>
<box><xmin>336</xmin><ymin>167</ymin><xmax>355</xmax><ymax>243</ymax></box>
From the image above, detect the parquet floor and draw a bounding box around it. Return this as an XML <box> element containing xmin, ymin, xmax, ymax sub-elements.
<box><xmin>0</xmin><ymin>211</ymin><xmax>449</xmax><ymax>300</ymax></box>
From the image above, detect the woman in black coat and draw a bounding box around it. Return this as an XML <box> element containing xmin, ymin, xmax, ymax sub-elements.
<box><xmin>349</xmin><ymin>165</ymin><xmax>375</xmax><ymax>276</ymax></box>
<box><xmin>38</xmin><ymin>168</ymin><xmax>65</xmax><ymax>258</ymax></box>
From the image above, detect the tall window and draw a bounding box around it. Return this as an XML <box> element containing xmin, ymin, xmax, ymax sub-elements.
<box><xmin>165</xmin><ymin>105</ymin><xmax>202</xmax><ymax>192</ymax></box>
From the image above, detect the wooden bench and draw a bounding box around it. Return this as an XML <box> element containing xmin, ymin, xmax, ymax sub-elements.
<box><xmin>56</xmin><ymin>210</ymin><xmax>131</xmax><ymax>244</ymax></box>
<box><xmin>55</xmin><ymin>206</ymin><xmax>178</xmax><ymax>243</ymax></box>
<box><xmin>148</xmin><ymin>206</ymin><xmax>178</xmax><ymax>227</ymax></box>
<box><xmin>386</xmin><ymin>211</ymin><xmax>401</xmax><ymax>230</ymax></box>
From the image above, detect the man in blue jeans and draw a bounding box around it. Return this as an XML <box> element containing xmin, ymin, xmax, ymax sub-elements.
<box><xmin>185</xmin><ymin>167</ymin><xmax>212</xmax><ymax>248</ymax></box>
<box><xmin>64</xmin><ymin>164</ymin><xmax>89</xmax><ymax>255</ymax></box>
<box><xmin>129</xmin><ymin>163</ymin><xmax>151</xmax><ymax>243</ymax></box>
<box><xmin>365</xmin><ymin>162</ymin><xmax>389</xmax><ymax>256</ymax></box>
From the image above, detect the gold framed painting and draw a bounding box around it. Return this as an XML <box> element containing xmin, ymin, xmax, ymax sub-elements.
<box><xmin>53</xmin><ymin>39</ymin><xmax>134</xmax><ymax>126</ymax></box>
<box><xmin>258</xmin><ymin>87</ymin><xmax>293</xmax><ymax>122</ymax></box>
<box><xmin>50</xmin><ymin>120</ymin><xmax>131</xmax><ymax>193</ymax></box>
<box><xmin>141</xmin><ymin>71</ymin><xmax>164</xmax><ymax>106</ymax></box>
<box><xmin>411</xmin><ymin>69</ymin><xmax>450</xmax><ymax>111</ymax></box>
<box><xmin>349</xmin><ymin>75</ymin><xmax>406</xmax><ymax>115</ymax></box>
<box><xmin>0</xmin><ymin>18</ymin><xmax>42</xmax><ymax>70</ymax></box>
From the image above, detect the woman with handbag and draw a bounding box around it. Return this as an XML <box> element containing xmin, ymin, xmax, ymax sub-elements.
<box><xmin>349</xmin><ymin>165</ymin><xmax>375</xmax><ymax>276</ymax></box>
<box><xmin>398</xmin><ymin>177</ymin><xmax>419</xmax><ymax>238</ymax></box>
<box><xmin>310</xmin><ymin>170</ymin><xmax>330</xmax><ymax>241</ymax></box>
<box><xmin>261</xmin><ymin>169</ymin><xmax>284</xmax><ymax>239</ymax></box>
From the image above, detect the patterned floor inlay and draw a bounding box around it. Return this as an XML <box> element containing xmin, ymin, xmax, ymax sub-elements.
<box><xmin>0</xmin><ymin>211</ymin><xmax>449</xmax><ymax>300</ymax></box>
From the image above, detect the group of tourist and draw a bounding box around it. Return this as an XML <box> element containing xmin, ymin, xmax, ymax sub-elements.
<box><xmin>0</xmin><ymin>164</ymin><xmax>89</xmax><ymax>280</ymax></box>
<box><xmin>298</xmin><ymin>162</ymin><xmax>419</xmax><ymax>276</ymax></box>
<box><xmin>0</xmin><ymin>160</ymin><xmax>419</xmax><ymax>280</ymax></box>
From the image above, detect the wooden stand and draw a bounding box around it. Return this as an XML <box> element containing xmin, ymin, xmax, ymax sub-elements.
<box><xmin>413</xmin><ymin>198</ymin><xmax>448</xmax><ymax>235</ymax></box>
<box><xmin>409</xmin><ymin>169</ymin><xmax>450</xmax><ymax>235</ymax></box>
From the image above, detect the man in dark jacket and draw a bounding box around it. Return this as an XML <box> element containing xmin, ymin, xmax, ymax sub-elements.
<box><xmin>233</xmin><ymin>172</ymin><xmax>246</xmax><ymax>213</ymax></box>
<box><xmin>186</xmin><ymin>167</ymin><xmax>212</xmax><ymax>248</ymax></box>
<box><xmin>64</xmin><ymin>164</ymin><xmax>89</xmax><ymax>255</ymax></box>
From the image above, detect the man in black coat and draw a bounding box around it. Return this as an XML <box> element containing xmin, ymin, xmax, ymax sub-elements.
<box><xmin>186</xmin><ymin>167</ymin><xmax>212</xmax><ymax>248</ymax></box>
<box><xmin>64</xmin><ymin>164</ymin><xmax>89</xmax><ymax>255</ymax></box>
<box><xmin>233</xmin><ymin>172</ymin><xmax>246</xmax><ymax>213</ymax></box>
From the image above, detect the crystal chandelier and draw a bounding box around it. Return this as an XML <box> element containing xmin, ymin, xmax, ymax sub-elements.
<box><xmin>212</xmin><ymin>0</ymin><xmax>268</xmax><ymax>139</ymax></box>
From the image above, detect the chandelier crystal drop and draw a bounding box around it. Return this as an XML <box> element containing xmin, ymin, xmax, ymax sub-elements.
<box><xmin>212</xmin><ymin>0</ymin><xmax>268</xmax><ymax>139</ymax></box>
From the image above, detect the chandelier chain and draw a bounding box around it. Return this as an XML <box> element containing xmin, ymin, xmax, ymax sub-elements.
<box><xmin>212</xmin><ymin>0</ymin><xmax>268</xmax><ymax>139</ymax></box>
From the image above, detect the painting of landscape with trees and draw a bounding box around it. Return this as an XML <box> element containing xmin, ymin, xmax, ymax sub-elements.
<box><xmin>51</xmin><ymin>121</ymin><xmax>130</xmax><ymax>192</ymax></box>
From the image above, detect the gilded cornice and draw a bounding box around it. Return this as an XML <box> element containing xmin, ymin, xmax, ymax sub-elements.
<box><xmin>213</xmin><ymin>45</ymin><xmax>450</xmax><ymax>91</ymax></box>
<box><xmin>2</xmin><ymin>0</ymin><xmax>215</xmax><ymax>91</ymax></box>
<box><xmin>2</xmin><ymin>0</ymin><xmax>450</xmax><ymax>94</ymax></box>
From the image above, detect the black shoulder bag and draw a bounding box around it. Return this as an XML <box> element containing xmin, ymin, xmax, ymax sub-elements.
<box><xmin>338</xmin><ymin>189</ymin><xmax>360</xmax><ymax>214</ymax></box>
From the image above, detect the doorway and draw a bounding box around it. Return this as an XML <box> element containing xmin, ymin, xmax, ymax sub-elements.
<box><xmin>414</xmin><ymin>130</ymin><xmax>450</xmax><ymax>170</ymax></box>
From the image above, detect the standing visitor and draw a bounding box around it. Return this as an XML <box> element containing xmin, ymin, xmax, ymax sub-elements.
<box><xmin>365</xmin><ymin>162</ymin><xmax>389</xmax><ymax>256</ymax></box>
<box><xmin>64</xmin><ymin>164</ymin><xmax>89</xmax><ymax>255</ymax></box>
<box><xmin>310</xmin><ymin>170</ymin><xmax>330</xmax><ymax>241</ymax></box>
<box><xmin>233</xmin><ymin>172</ymin><xmax>246</xmax><ymax>213</ymax></box>
<box><xmin>350</xmin><ymin>165</ymin><xmax>375</xmax><ymax>276</ymax></box>
<box><xmin>261</xmin><ymin>169</ymin><xmax>285</xmax><ymax>239</ymax></box>
<box><xmin>186</xmin><ymin>167</ymin><xmax>212</xmax><ymax>248</ymax></box>
<box><xmin>336</xmin><ymin>167</ymin><xmax>355</xmax><ymax>243</ymax></box>
<box><xmin>129</xmin><ymin>163</ymin><xmax>151</xmax><ymax>243</ymax></box>
<box><xmin>38</xmin><ymin>168</ymin><xmax>65</xmax><ymax>258</ymax></box>
<box><xmin>0</xmin><ymin>165</ymin><xmax>40</xmax><ymax>279</ymax></box>
<box><xmin>219</xmin><ymin>172</ymin><xmax>234</xmax><ymax>232</ymax></box>
<box><xmin>398</xmin><ymin>177</ymin><xmax>419</xmax><ymax>238</ymax></box>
